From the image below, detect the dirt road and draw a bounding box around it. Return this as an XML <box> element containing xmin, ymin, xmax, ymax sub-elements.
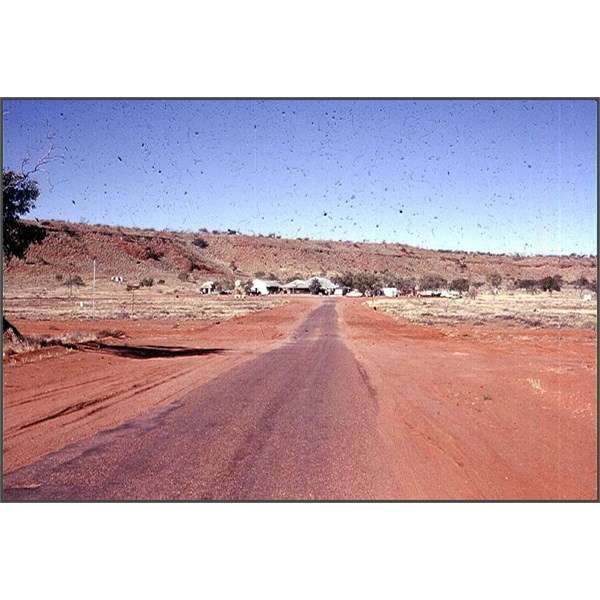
<box><xmin>3</xmin><ymin>298</ymin><xmax>596</xmax><ymax>500</ymax></box>
<box><xmin>3</xmin><ymin>301</ymin><xmax>399</xmax><ymax>500</ymax></box>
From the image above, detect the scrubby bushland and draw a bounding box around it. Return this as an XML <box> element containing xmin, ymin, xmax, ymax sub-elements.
<box><xmin>140</xmin><ymin>277</ymin><xmax>154</xmax><ymax>288</ymax></box>
<box><xmin>358</xmin><ymin>273</ymin><xmax>382</xmax><ymax>294</ymax></box>
<box><xmin>334</xmin><ymin>272</ymin><xmax>355</xmax><ymax>289</ymax></box>
<box><xmin>396</xmin><ymin>276</ymin><xmax>416</xmax><ymax>295</ymax></box>
<box><xmin>517</xmin><ymin>279</ymin><xmax>539</xmax><ymax>292</ymax></box>
<box><xmin>486</xmin><ymin>272</ymin><xmax>502</xmax><ymax>289</ymax></box>
<box><xmin>420</xmin><ymin>274</ymin><xmax>447</xmax><ymax>291</ymax></box>
<box><xmin>573</xmin><ymin>277</ymin><xmax>596</xmax><ymax>291</ymax></box>
<box><xmin>192</xmin><ymin>237</ymin><xmax>208</xmax><ymax>249</ymax></box>
<box><xmin>450</xmin><ymin>278</ymin><xmax>470</xmax><ymax>293</ymax></box>
<box><xmin>145</xmin><ymin>248</ymin><xmax>163</xmax><ymax>261</ymax></box>
<box><xmin>540</xmin><ymin>275</ymin><xmax>563</xmax><ymax>292</ymax></box>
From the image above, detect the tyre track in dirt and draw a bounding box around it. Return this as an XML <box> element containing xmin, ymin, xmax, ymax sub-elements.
<box><xmin>3</xmin><ymin>301</ymin><xmax>401</xmax><ymax>501</ymax></box>
<box><xmin>3</xmin><ymin>299</ymin><xmax>319</xmax><ymax>474</ymax></box>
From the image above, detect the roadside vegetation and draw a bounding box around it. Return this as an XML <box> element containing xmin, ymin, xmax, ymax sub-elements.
<box><xmin>3</xmin><ymin>328</ymin><xmax>126</xmax><ymax>358</ymax></box>
<box><xmin>3</xmin><ymin>289</ymin><xmax>286</xmax><ymax>324</ymax></box>
<box><xmin>369</xmin><ymin>289</ymin><xmax>596</xmax><ymax>330</ymax></box>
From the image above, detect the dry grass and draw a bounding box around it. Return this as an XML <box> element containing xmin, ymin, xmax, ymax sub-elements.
<box><xmin>3</xmin><ymin>329</ymin><xmax>126</xmax><ymax>357</ymax></box>
<box><xmin>368</xmin><ymin>290</ymin><xmax>597</xmax><ymax>329</ymax></box>
<box><xmin>3</xmin><ymin>286</ymin><xmax>286</xmax><ymax>323</ymax></box>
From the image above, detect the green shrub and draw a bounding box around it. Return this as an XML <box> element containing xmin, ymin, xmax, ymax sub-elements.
<box><xmin>309</xmin><ymin>278</ymin><xmax>323</xmax><ymax>295</ymax></box>
<box><xmin>540</xmin><ymin>275</ymin><xmax>562</xmax><ymax>292</ymax></box>
<box><xmin>396</xmin><ymin>277</ymin><xmax>416</xmax><ymax>294</ymax></box>
<box><xmin>450</xmin><ymin>278</ymin><xmax>470</xmax><ymax>293</ymax></box>
<box><xmin>486</xmin><ymin>272</ymin><xmax>502</xmax><ymax>289</ymax></box>
<box><xmin>517</xmin><ymin>278</ymin><xmax>539</xmax><ymax>291</ymax></box>
<box><xmin>420</xmin><ymin>274</ymin><xmax>447</xmax><ymax>290</ymax></box>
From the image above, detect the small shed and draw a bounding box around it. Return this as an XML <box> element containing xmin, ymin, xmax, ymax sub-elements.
<box><xmin>199</xmin><ymin>281</ymin><xmax>216</xmax><ymax>294</ymax></box>
<box><xmin>381</xmin><ymin>287</ymin><xmax>398</xmax><ymax>298</ymax></box>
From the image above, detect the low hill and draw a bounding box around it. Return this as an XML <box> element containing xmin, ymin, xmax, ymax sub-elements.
<box><xmin>3</xmin><ymin>220</ymin><xmax>596</xmax><ymax>291</ymax></box>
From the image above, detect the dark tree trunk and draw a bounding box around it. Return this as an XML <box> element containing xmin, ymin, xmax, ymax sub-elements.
<box><xmin>3</xmin><ymin>316</ymin><xmax>24</xmax><ymax>341</ymax></box>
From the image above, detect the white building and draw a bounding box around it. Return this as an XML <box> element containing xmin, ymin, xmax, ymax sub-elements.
<box><xmin>381</xmin><ymin>287</ymin><xmax>398</xmax><ymax>297</ymax></box>
<box><xmin>199</xmin><ymin>281</ymin><xmax>216</xmax><ymax>294</ymax></box>
<box><xmin>282</xmin><ymin>276</ymin><xmax>342</xmax><ymax>295</ymax></box>
<box><xmin>251</xmin><ymin>279</ymin><xmax>283</xmax><ymax>295</ymax></box>
<box><xmin>282</xmin><ymin>279</ymin><xmax>311</xmax><ymax>294</ymax></box>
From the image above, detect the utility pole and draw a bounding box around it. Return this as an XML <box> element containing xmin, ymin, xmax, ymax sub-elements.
<box><xmin>92</xmin><ymin>257</ymin><xmax>96</xmax><ymax>318</ymax></box>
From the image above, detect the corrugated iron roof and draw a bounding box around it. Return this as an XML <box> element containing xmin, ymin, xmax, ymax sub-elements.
<box><xmin>253</xmin><ymin>279</ymin><xmax>282</xmax><ymax>287</ymax></box>
<box><xmin>282</xmin><ymin>279</ymin><xmax>311</xmax><ymax>289</ymax></box>
<box><xmin>282</xmin><ymin>277</ymin><xmax>339</xmax><ymax>290</ymax></box>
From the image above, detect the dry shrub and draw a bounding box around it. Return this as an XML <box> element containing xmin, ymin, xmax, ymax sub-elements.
<box><xmin>3</xmin><ymin>329</ymin><xmax>125</xmax><ymax>357</ymax></box>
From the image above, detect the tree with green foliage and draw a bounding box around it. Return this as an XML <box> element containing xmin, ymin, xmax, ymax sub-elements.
<box><xmin>3</xmin><ymin>169</ymin><xmax>47</xmax><ymax>261</ymax></box>
<box><xmin>353</xmin><ymin>272</ymin><xmax>380</xmax><ymax>294</ymax></box>
<box><xmin>334</xmin><ymin>272</ymin><xmax>355</xmax><ymax>289</ymax></box>
<box><xmin>396</xmin><ymin>276</ymin><xmax>416</xmax><ymax>295</ymax></box>
<box><xmin>574</xmin><ymin>276</ymin><xmax>595</xmax><ymax>291</ymax></box>
<box><xmin>540</xmin><ymin>275</ymin><xmax>562</xmax><ymax>293</ymax></box>
<box><xmin>3</xmin><ymin>169</ymin><xmax>49</xmax><ymax>338</ymax></box>
<box><xmin>309</xmin><ymin>278</ymin><xmax>323</xmax><ymax>295</ymax></box>
<box><xmin>516</xmin><ymin>278</ymin><xmax>539</xmax><ymax>292</ymax></box>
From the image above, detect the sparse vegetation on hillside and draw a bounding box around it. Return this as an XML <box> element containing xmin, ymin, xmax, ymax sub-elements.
<box><xmin>4</xmin><ymin>220</ymin><xmax>596</xmax><ymax>299</ymax></box>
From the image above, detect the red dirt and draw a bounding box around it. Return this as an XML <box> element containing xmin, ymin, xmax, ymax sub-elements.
<box><xmin>3</xmin><ymin>296</ymin><xmax>596</xmax><ymax>500</ymax></box>
<box><xmin>2</xmin><ymin>297</ymin><xmax>319</xmax><ymax>474</ymax></box>
<box><xmin>337</xmin><ymin>300</ymin><xmax>597</xmax><ymax>500</ymax></box>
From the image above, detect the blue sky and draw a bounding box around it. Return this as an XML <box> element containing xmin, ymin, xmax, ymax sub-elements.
<box><xmin>2</xmin><ymin>99</ymin><xmax>597</xmax><ymax>255</ymax></box>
